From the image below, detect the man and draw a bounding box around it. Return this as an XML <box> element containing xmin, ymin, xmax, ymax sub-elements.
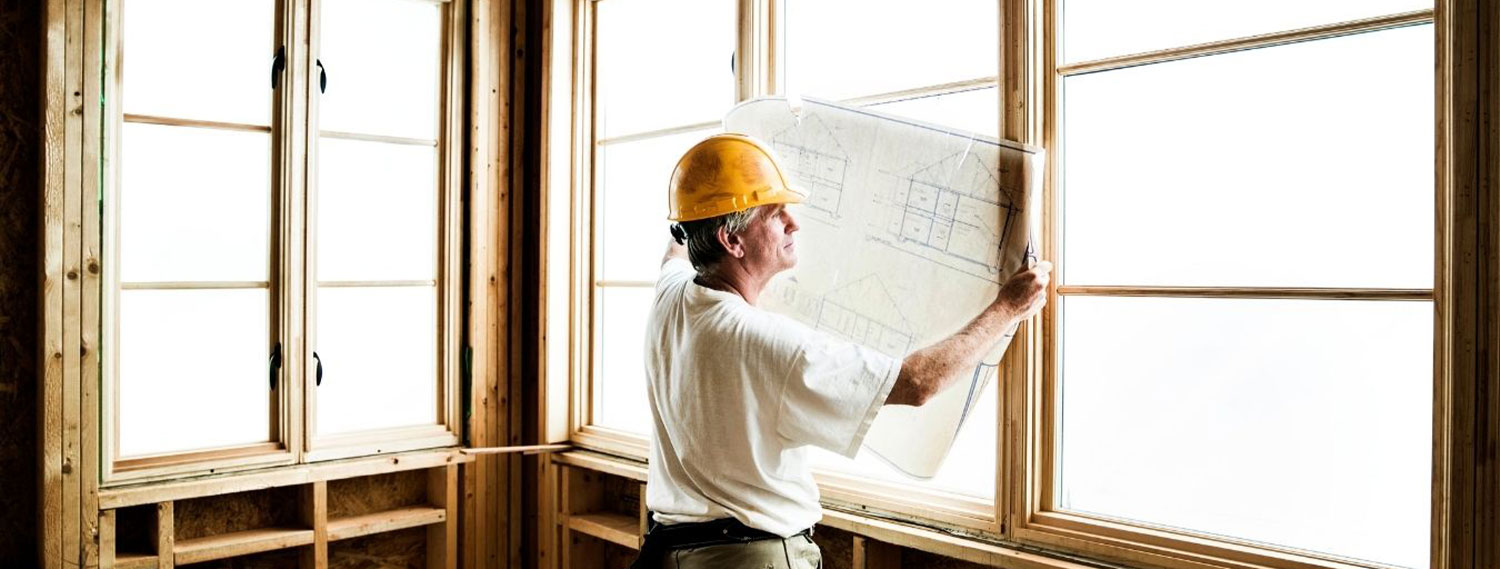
<box><xmin>635</xmin><ymin>133</ymin><xmax>1050</xmax><ymax>568</ymax></box>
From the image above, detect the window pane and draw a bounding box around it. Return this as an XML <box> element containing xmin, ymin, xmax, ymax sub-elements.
<box><xmin>319</xmin><ymin>0</ymin><xmax>441</xmax><ymax>140</ymax></box>
<box><xmin>785</xmin><ymin>0</ymin><xmax>997</xmax><ymax>101</ymax></box>
<box><xmin>594</xmin><ymin>286</ymin><xmax>654</xmax><ymax>434</ymax></box>
<box><xmin>599</xmin><ymin>129</ymin><xmax>719</xmax><ymax>283</ymax></box>
<box><xmin>1059</xmin><ymin>296</ymin><xmax>1431</xmax><ymax>568</ymax></box>
<box><xmin>1063</xmin><ymin>0</ymin><xmax>1431</xmax><ymax>63</ymax></box>
<box><xmin>812</xmin><ymin>380</ymin><xmax>997</xmax><ymax>499</ymax></box>
<box><xmin>1062</xmin><ymin>26</ymin><xmax>1433</xmax><ymax>289</ymax></box>
<box><xmin>315</xmin><ymin>286</ymin><xmax>439</xmax><ymax>435</ymax></box>
<box><xmin>120</xmin><ymin>123</ymin><xmax>270</xmax><ymax>283</ymax></box>
<box><xmin>119</xmin><ymin>289</ymin><xmax>271</xmax><ymax>457</ymax></box>
<box><xmin>123</xmin><ymin>0</ymin><xmax>272</xmax><ymax>125</ymax></box>
<box><xmin>317</xmin><ymin>138</ymin><xmax>437</xmax><ymax>282</ymax></box>
<box><xmin>865</xmin><ymin>86</ymin><xmax>999</xmax><ymax>140</ymax></box>
<box><xmin>595</xmin><ymin>0</ymin><xmax>735</xmax><ymax>138</ymax></box>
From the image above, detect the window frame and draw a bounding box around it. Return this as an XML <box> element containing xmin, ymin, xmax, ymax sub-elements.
<box><xmin>99</xmin><ymin>0</ymin><xmax>467</xmax><ymax>485</ymax></box>
<box><xmin>545</xmin><ymin>1</ymin><xmax>1451</xmax><ymax>566</ymax></box>
<box><xmin>553</xmin><ymin>0</ymin><xmax>1014</xmax><ymax>536</ymax></box>
<box><xmin>1005</xmin><ymin>5</ymin><xmax>1442</xmax><ymax>569</ymax></box>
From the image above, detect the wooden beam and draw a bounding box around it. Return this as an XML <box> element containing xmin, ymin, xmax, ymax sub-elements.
<box><xmin>173</xmin><ymin>528</ymin><xmax>315</xmax><ymax>565</ymax></box>
<box><xmin>98</xmin><ymin>448</ymin><xmax>470</xmax><ymax>509</ymax></box>
<box><xmin>153</xmin><ymin>502</ymin><xmax>172</xmax><ymax>569</ymax></box>
<box><xmin>330</xmin><ymin>507</ymin><xmax>446</xmax><ymax>542</ymax></box>
<box><xmin>39</xmin><ymin>0</ymin><xmax>67</xmax><ymax>563</ymax></box>
<box><xmin>299</xmin><ymin>482</ymin><xmax>327</xmax><ymax>569</ymax></box>
<box><xmin>429</xmin><ymin>464</ymin><xmax>459</xmax><ymax>569</ymax></box>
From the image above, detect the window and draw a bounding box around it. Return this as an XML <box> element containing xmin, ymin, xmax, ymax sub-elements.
<box><xmin>572</xmin><ymin>0</ymin><xmax>737</xmax><ymax>444</ymax></box>
<box><xmin>104</xmin><ymin>0</ymin><xmax>464</xmax><ymax>483</ymax></box>
<box><xmin>1018</xmin><ymin>4</ymin><xmax>1435</xmax><ymax>569</ymax></box>
<box><xmin>549</xmin><ymin>1</ymin><xmax>1442</xmax><ymax>564</ymax></box>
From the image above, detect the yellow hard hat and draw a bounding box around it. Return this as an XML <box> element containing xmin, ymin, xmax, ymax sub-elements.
<box><xmin>667</xmin><ymin>133</ymin><xmax>806</xmax><ymax>222</ymax></box>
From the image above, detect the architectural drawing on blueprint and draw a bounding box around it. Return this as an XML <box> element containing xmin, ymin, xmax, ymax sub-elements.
<box><xmin>726</xmin><ymin>97</ymin><xmax>1043</xmax><ymax>479</ymax></box>
<box><xmin>871</xmin><ymin>150</ymin><xmax>1026</xmax><ymax>282</ymax></box>
<box><xmin>772</xmin><ymin>114</ymin><xmax>850</xmax><ymax>219</ymax></box>
<box><xmin>815</xmin><ymin>275</ymin><xmax>914</xmax><ymax>357</ymax></box>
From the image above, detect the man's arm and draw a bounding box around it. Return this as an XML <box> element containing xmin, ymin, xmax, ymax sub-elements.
<box><xmin>886</xmin><ymin>261</ymin><xmax>1051</xmax><ymax>407</ymax></box>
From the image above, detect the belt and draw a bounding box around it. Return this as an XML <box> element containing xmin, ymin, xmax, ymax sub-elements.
<box><xmin>628</xmin><ymin>514</ymin><xmax>813</xmax><ymax>569</ymax></box>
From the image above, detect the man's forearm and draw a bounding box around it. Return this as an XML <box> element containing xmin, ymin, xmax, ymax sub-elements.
<box><xmin>887</xmin><ymin>301</ymin><xmax>1019</xmax><ymax>406</ymax></box>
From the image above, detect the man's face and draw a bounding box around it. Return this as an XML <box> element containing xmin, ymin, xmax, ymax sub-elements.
<box><xmin>740</xmin><ymin>204</ymin><xmax>801</xmax><ymax>277</ymax></box>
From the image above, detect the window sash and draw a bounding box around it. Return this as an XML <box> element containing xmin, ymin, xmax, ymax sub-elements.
<box><xmin>1017</xmin><ymin>4</ymin><xmax>1440</xmax><ymax>569</ymax></box>
<box><xmin>102</xmin><ymin>0</ymin><xmax>465</xmax><ymax>484</ymax></box>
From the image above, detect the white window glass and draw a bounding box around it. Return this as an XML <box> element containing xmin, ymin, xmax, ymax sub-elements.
<box><xmin>315</xmin><ymin>287</ymin><xmax>439</xmax><ymax>435</ymax></box>
<box><xmin>120</xmin><ymin>124</ymin><xmax>270</xmax><ymax>283</ymax></box>
<box><xmin>594</xmin><ymin>286</ymin><xmax>655</xmax><ymax>434</ymax></box>
<box><xmin>595</xmin><ymin>0</ymin><xmax>735</xmax><ymax>138</ymax></box>
<box><xmin>316</xmin><ymin>138</ymin><xmax>437</xmax><ymax>282</ymax></box>
<box><xmin>122</xmin><ymin>0</ymin><xmax>273</xmax><ymax>126</ymax></box>
<box><xmin>1063</xmin><ymin>0</ymin><xmax>1431</xmax><ymax>63</ymax></box>
<box><xmin>119</xmin><ymin>289</ymin><xmax>271</xmax><ymax>457</ymax></box>
<box><xmin>866</xmin><ymin>87</ymin><xmax>1000</xmax><ymax>140</ymax></box>
<box><xmin>785</xmin><ymin>0</ymin><xmax>997</xmax><ymax>101</ymax></box>
<box><xmin>599</xmin><ymin>129</ymin><xmax>719</xmax><ymax>283</ymax></box>
<box><xmin>318</xmin><ymin>0</ymin><xmax>441</xmax><ymax>140</ymax></box>
<box><xmin>811</xmin><ymin>383</ymin><xmax>997</xmax><ymax>500</ymax></box>
<box><xmin>1063</xmin><ymin>25</ymin><xmax>1433</xmax><ymax>289</ymax></box>
<box><xmin>1058</xmin><ymin>295</ymin><xmax>1431</xmax><ymax>568</ymax></box>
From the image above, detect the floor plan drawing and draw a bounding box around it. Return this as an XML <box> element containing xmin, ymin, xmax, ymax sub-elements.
<box><xmin>725</xmin><ymin>98</ymin><xmax>1044</xmax><ymax>479</ymax></box>
<box><xmin>771</xmin><ymin>114</ymin><xmax>850</xmax><ymax>219</ymax></box>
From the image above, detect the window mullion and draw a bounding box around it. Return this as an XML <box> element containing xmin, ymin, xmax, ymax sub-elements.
<box><xmin>277</xmin><ymin>0</ymin><xmax>313</xmax><ymax>463</ymax></box>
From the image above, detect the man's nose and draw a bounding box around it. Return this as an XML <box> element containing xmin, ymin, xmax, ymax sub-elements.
<box><xmin>784</xmin><ymin>210</ymin><xmax>800</xmax><ymax>233</ymax></box>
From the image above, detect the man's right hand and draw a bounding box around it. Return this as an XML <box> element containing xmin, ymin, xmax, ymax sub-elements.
<box><xmin>996</xmin><ymin>261</ymin><xmax>1052</xmax><ymax>322</ymax></box>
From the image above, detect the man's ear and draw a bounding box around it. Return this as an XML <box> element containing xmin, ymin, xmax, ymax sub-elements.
<box><xmin>715</xmin><ymin>226</ymin><xmax>745</xmax><ymax>259</ymax></box>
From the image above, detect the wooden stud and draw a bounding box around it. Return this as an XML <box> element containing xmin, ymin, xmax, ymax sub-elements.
<box><xmin>428</xmin><ymin>464</ymin><xmax>459</xmax><ymax>569</ymax></box>
<box><xmin>40</xmin><ymin>0</ymin><xmax>66</xmax><ymax>563</ymax></box>
<box><xmin>101</xmin><ymin>509</ymin><xmax>116</xmax><ymax>569</ymax></box>
<box><xmin>81</xmin><ymin>1</ymin><xmax>104</xmax><ymax>566</ymax></box>
<box><xmin>299</xmin><ymin>482</ymin><xmax>327</xmax><ymax>569</ymax></box>
<box><xmin>153</xmin><ymin>502</ymin><xmax>173</xmax><ymax>569</ymax></box>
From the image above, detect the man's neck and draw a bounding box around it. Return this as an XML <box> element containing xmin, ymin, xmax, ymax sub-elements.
<box><xmin>696</xmin><ymin>263</ymin><xmax>772</xmax><ymax>305</ymax></box>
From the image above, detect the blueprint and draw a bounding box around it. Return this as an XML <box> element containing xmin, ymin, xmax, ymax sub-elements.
<box><xmin>725</xmin><ymin>98</ymin><xmax>1043</xmax><ymax>478</ymax></box>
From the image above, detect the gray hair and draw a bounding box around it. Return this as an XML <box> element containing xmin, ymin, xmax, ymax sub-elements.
<box><xmin>675</xmin><ymin>206</ymin><xmax>764</xmax><ymax>274</ymax></box>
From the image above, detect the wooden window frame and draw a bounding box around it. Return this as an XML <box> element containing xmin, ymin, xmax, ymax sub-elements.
<box><xmin>1004</xmin><ymin>5</ymin><xmax>1447</xmax><ymax>569</ymax></box>
<box><xmin>99</xmin><ymin>0</ymin><xmax>467</xmax><ymax>486</ymax></box>
<box><xmin>543</xmin><ymin>1</ymin><xmax>1469</xmax><ymax>567</ymax></box>
<box><xmin>550</xmin><ymin>0</ymin><xmax>1016</xmax><ymax>537</ymax></box>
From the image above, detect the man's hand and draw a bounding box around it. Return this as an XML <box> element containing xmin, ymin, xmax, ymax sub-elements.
<box><xmin>995</xmin><ymin>261</ymin><xmax>1051</xmax><ymax>321</ymax></box>
<box><xmin>887</xmin><ymin>259</ymin><xmax>1053</xmax><ymax>407</ymax></box>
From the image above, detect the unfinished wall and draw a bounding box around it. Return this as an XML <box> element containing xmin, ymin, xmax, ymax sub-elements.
<box><xmin>0</xmin><ymin>0</ymin><xmax>42</xmax><ymax>564</ymax></box>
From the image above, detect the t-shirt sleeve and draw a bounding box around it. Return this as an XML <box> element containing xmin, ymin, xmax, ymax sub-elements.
<box><xmin>774</xmin><ymin>325</ymin><xmax>902</xmax><ymax>458</ymax></box>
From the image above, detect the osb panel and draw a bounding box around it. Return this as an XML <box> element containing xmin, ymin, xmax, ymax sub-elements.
<box><xmin>602</xmin><ymin>474</ymin><xmax>640</xmax><ymax>518</ymax></box>
<box><xmin>177</xmin><ymin>547</ymin><xmax>302</xmax><ymax>569</ymax></box>
<box><xmin>813</xmin><ymin>525</ymin><xmax>855</xmax><ymax>569</ymax></box>
<box><xmin>329</xmin><ymin>526</ymin><xmax>425</xmax><ymax>569</ymax></box>
<box><xmin>328</xmin><ymin>470</ymin><xmax>429</xmax><ymax>518</ymax></box>
<box><xmin>174</xmin><ymin>486</ymin><xmax>303</xmax><ymax>541</ymax></box>
<box><xmin>0</xmin><ymin>0</ymin><xmax>42</xmax><ymax>562</ymax></box>
<box><xmin>903</xmin><ymin>548</ymin><xmax>992</xmax><ymax>569</ymax></box>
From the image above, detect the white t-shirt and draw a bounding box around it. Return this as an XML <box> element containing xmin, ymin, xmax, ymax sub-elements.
<box><xmin>644</xmin><ymin>258</ymin><xmax>901</xmax><ymax>537</ymax></box>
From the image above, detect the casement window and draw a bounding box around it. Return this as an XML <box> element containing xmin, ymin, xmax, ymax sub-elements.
<box><xmin>1019</xmin><ymin>2</ymin><xmax>1436</xmax><ymax>569</ymax></box>
<box><xmin>548</xmin><ymin>1</ymin><xmax>1442</xmax><ymax>566</ymax></box>
<box><xmin>104</xmin><ymin>0</ymin><xmax>464</xmax><ymax>483</ymax></box>
<box><xmin>555</xmin><ymin>0</ymin><xmax>1010</xmax><ymax>532</ymax></box>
